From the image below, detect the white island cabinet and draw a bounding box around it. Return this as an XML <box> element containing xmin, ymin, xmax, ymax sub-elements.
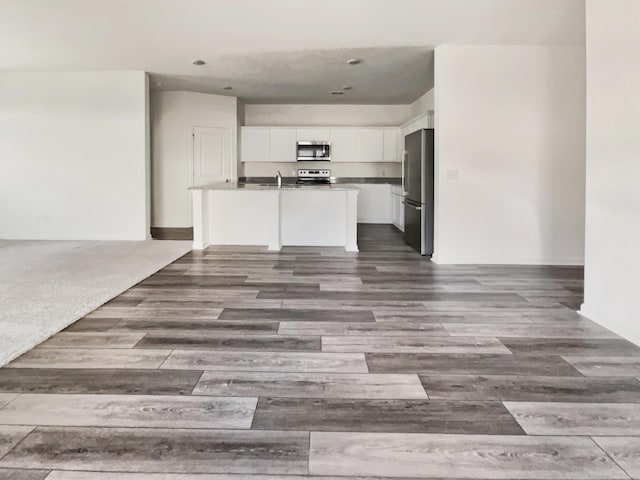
<box><xmin>191</xmin><ymin>184</ymin><xmax>359</xmax><ymax>252</ymax></box>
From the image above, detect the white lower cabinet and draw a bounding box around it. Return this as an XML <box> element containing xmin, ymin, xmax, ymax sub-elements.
<box><xmin>391</xmin><ymin>186</ymin><xmax>405</xmax><ymax>231</ymax></box>
<box><xmin>355</xmin><ymin>184</ymin><xmax>393</xmax><ymax>224</ymax></box>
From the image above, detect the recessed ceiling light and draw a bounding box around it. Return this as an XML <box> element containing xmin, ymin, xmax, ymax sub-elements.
<box><xmin>347</xmin><ymin>58</ymin><xmax>362</xmax><ymax>65</ymax></box>
<box><xmin>223</xmin><ymin>86</ymin><xmax>233</xmax><ymax>90</ymax></box>
<box><xmin>342</xmin><ymin>86</ymin><xmax>353</xmax><ymax>91</ymax></box>
<box><xmin>192</xmin><ymin>59</ymin><xmax>206</xmax><ymax>66</ymax></box>
<box><xmin>331</xmin><ymin>91</ymin><xmax>345</xmax><ymax>95</ymax></box>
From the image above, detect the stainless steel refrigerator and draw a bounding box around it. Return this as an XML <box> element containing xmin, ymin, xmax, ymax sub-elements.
<box><xmin>403</xmin><ymin>128</ymin><xmax>434</xmax><ymax>256</ymax></box>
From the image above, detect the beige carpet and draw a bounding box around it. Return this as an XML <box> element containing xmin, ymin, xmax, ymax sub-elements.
<box><xmin>0</xmin><ymin>239</ymin><xmax>191</xmax><ymax>366</ymax></box>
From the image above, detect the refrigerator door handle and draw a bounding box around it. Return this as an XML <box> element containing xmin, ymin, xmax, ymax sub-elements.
<box><xmin>402</xmin><ymin>150</ymin><xmax>409</xmax><ymax>197</ymax></box>
<box><xmin>401</xmin><ymin>150</ymin><xmax>408</xmax><ymax>196</ymax></box>
<box><xmin>404</xmin><ymin>201</ymin><xmax>422</xmax><ymax>211</ymax></box>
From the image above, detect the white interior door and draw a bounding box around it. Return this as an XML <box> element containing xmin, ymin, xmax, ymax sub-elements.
<box><xmin>193</xmin><ymin>126</ymin><xmax>233</xmax><ymax>186</ymax></box>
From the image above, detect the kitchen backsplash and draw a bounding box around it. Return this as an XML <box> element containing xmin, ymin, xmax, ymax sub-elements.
<box><xmin>241</xmin><ymin>161</ymin><xmax>402</xmax><ymax>178</ymax></box>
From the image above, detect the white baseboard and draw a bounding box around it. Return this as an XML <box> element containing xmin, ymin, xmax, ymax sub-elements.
<box><xmin>577</xmin><ymin>302</ymin><xmax>588</xmax><ymax>317</ymax></box>
<box><xmin>578</xmin><ymin>304</ymin><xmax>640</xmax><ymax>348</ymax></box>
<box><xmin>430</xmin><ymin>256</ymin><xmax>584</xmax><ymax>266</ymax></box>
<box><xmin>358</xmin><ymin>218</ymin><xmax>393</xmax><ymax>224</ymax></box>
<box><xmin>0</xmin><ymin>233</ymin><xmax>149</xmax><ymax>241</ymax></box>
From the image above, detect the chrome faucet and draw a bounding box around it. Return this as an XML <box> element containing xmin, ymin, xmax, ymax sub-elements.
<box><xmin>276</xmin><ymin>170</ymin><xmax>282</xmax><ymax>189</ymax></box>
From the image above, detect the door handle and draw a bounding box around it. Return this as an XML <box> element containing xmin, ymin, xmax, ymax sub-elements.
<box><xmin>403</xmin><ymin>201</ymin><xmax>422</xmax><ymax>211</ymax></box>
<box><xmin>404</xmin><ymin>150</ymin><xmax>409</xmax><ymax>191</ymax></box>
<box><xmin>401</xmin><ymin>150</ymin><xmax>407</xmax><ymax>193</ymax></box>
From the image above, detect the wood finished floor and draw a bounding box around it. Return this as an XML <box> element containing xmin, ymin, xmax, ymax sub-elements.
<box><xmin>1</xmin><ymin>225</ymin><xmax>640</xmax><ymax>479</ymax></box>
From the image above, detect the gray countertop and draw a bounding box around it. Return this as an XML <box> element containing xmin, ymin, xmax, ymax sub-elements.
<box><xmin>191</xmin><ymin>182</ymin><xmax>360</xmax><ymax>192</ymax></box>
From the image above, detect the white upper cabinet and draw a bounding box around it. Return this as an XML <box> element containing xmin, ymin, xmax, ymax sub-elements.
<box><xmin>329</xmin><ymin>128</ymin><xmax>357</xmax><ymax>163</ymax></box>
<box><xmin>313</xmin><ymin>128</ymin><xmax>331</xmax><ymax>142</ymax></box>
<box><xmin>241</xmin><ymin>126</ymin><xmax>401</xmax><ymax>163</ymax></box>
<box><xmin>296</xmin><ymin>129</ymin><xmax>315</xmax><ymax>142</ymax></box>
<box><xmin>296</xmin><ymin>128</ymin><xmax>331</xmax><ymax>142</ymax></box>
<box><xmin>332</xmin><ymin>128</ymin><xmax>401</xmax><ymax>163</ymax></box>
<box><xmin>356</xmin><ymin>128</ymin><xmax>384</xmax><ymax>162</ymax></box>
<box><xmin>270</xmin><ymin>128</ymin><xmax>297</xmax><ymax>162</ymax></box>
<box><xmin>383</xmin><ymin>128</ymin><xmax>399</xmax><ymax>162</ymax></box>
<box><xmin>241</xmin><ymin>127</ymin><xmax>296</xmax><ymax>163</ymax></box>
<box><xmin>241</xmin><ymin>127</ymin><xmax>270</xmax><ymax>162</ymax></box>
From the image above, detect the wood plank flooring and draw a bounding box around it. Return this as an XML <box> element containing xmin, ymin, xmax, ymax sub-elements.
<box><xmin>1</xmin><ymin>225</ymin><xmax>639</xmax><ymax>479</ymax></box>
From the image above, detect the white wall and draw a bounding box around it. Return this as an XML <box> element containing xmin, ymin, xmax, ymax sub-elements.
<box><xmin>401</xmin><ymin>88</ymin><xmax>435</xmax><ymax>138</ymax></box>
<box><xmin>581</xmin><ymin>0</ymin><xmax>640</xmax><ymax>345</ymax></box>
<box><xmin>408</xmin><ymin>88</ymin><xmax>434</xmax><ymax>119</ymax></box>
<box><xmin>151</xmin><ymin>91</ymin><xmax>237</xmax><ymax>228</ymax></box>
<box><xmin>237</xmin><ymin>101</ymin><xmax>246</xmax><ymax>177</ymax></box>
<box><xmin>0</xmin><ymin>71</ymin><xmax>149</xmax><ymax>240</ymax></box>
<box><xmin>434</xmin><ymin>45</ymin><xmax>586</xmax><ymax>265</ymax></box>
<box><xmin>244</xmin><ymin>104</ymin><xmax>412</xmax><ymax>127</ymax></box>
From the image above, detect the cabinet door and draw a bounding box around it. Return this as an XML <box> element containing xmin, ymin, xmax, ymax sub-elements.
<box><xmin>393</xmin><ymin>194</ymin><xmax>400</xmax><ymax>229</ymax></box>
<box><xmin>357</xmin><ymin>184</ymin><xmax>392</xmax><ymax>223</ymax></box>
<box><xmin>270</xmin><ymin>128</ymin><xmax>297</xmax><ymax>162</ymax></box>
<box><xmin>330</xmin><ymin>128</ymin><xmax>357</xmax><ymax>163</ymax></box>
<box><xmin>384</xmin><ymin>128</ymin><xmax>400</xmax><ymax>162</ymax></box>
<box><xmin>356</xmin><ymin>129</ymin><xmax>384</xmax><ymax>162</ymax></box>
<box><xmin>296</xmin><ymin>129</ymin><xmax>315</xmax><ymax>142</ymax></box>
<box><xmin>241</xmin><ymin>128</ymin><xmax>270</xmax><ymax>162</ymax></box>
<box><xmin>313</xmin><ymin>128</ymin><xmax>331</xmax><ymax>142</ymax></box>
<box><xmin>391</xmin><ymin>192</ymin><xmax>405</xmax><ymax>231</ymax></box>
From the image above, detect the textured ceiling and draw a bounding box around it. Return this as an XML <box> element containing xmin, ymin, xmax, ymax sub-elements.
<box><xmin>149</xmin><ymin>47</ymin><xmax>434</xmax><ymax>104</ymax></box>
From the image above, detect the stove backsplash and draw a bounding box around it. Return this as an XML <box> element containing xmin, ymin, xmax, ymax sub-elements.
<box><xmin>241</xmin><ymin>161</ymin><xmax>402</xmax><ymax>179</ymax></box>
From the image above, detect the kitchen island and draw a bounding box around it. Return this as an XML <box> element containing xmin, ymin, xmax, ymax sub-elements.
<box><xmin>191</xmin><ymin>183</ymin><xmax>359</xmax><ymax>251</ymax></box>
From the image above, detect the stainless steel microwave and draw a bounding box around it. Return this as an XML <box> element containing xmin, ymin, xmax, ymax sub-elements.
<box><xmin>296</xmin><ymin>141</ymin><xmax>331</xmax><ymax>161</ymax></box>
